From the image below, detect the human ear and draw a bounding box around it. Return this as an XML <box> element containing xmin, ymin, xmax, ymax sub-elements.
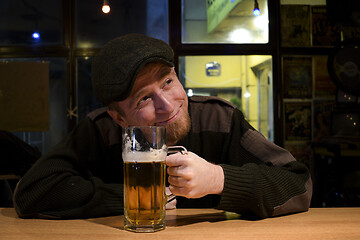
<box><xmin>107</xmin><ymin>108</ymin><xmax>128</xmax><ymax>127</ymax></box>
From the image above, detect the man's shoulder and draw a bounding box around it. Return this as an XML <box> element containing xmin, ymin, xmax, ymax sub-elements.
<box><xmin>189</xmin><ymin>95</ymin><xmax>237</xmax><ymax>109</ymax></box>
<box><xmin>86</xmin><ymin>107</ymin><xmax>122</xmax><ymax>146</ymax></box>
<box><xmin>87</xmin><ymin>107</ymin><xmax>109</xmax><ymax>121</ymax></box>
<box><xmin>189</xmin><ymin>96</ymin><xmax>237</xmax><ymax>133</ymax></box>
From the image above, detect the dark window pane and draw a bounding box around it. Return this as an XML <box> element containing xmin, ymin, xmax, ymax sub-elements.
<box><xmin>0</xmin><ymin>0</ymin><xmax>63</xmax><ymax>45</ymax></box>
<box><xmin>77</xmin><ymin>57</ymin><xmax>102</xmax><ymax>121</ymax></box>
<box><xmin>76</xmin><ymin>0</ymin><xmax>169</xmax><ymax>48</ymax></box>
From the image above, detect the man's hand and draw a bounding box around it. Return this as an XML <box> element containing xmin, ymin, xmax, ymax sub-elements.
<box><xmin>166</xmin><ymin>151</ymin><xmax>224</xmax><ymax>198</ymax></box>
<box><xmin>165</xmin><ymin>187</ymin><xmax>177</xmax><ymax>209</ymax></box>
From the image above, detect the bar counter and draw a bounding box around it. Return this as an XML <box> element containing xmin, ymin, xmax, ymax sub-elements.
<box><xmin>1</xmin><ymin>208</ymin><xmax>359</xmax><ymax>239</ymax></box>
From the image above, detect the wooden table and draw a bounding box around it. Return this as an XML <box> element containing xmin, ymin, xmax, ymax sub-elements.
<box><xmin>0</xmin><ymin>174</ymin><xmax>20</xmax><ymax>180</ymax></box>
<box><xmin>1</xmin><ymin>208</ymin><xmax>359</xmax><ymax>240</ymax></box>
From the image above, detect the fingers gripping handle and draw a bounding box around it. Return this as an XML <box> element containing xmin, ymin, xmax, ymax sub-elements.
<box><xmin>166</xmin><ymin>146</ymin><xmax>187</xmax><ymax>203</ymax></box>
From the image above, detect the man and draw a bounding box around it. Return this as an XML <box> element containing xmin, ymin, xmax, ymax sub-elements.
<box><xmin>14</xmin><ymin>34</ymin><xmax>312</xmax><ymax>219</ymax></box>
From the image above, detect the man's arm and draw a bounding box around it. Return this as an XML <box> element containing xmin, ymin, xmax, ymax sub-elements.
<box><xmin>13</xmin><ymin>118</ymin><xmax>124</xmax><ymax>219</ymax></box>
<box><xmin>218</xmin><ymin>160</ymin><xmax>312</xmax><ymax>218</ymax></box>
<box><xmin>167</xmin><ymin>106</ymin><xmax>312</xmax><ymax>219</ymax></box>
<box><xmin>166</xmin><ymin>149</ymin><xmax>312</xmax><ymax>218</ymax></box>
<box><xmin>218</xmin><ymin>109</ymin><xmax>312</xmax><ymax>218</ymax></box>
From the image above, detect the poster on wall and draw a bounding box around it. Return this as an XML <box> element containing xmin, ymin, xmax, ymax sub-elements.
<box><xmin>284</xmin><ymin>101</ymin><xmax>312</xmax><ymax>141</ymax></box>
<box><xmin>313</xmin><ymin>56</ymin><xmax>336</xmax><ymax>98</ymax></box>
<box><xmin>0</xmin><ymin>62</ymin><xmax>49</xmax><ymax>132</ymax></box>
<box><xmin>283</xmin><ymin>56</ymin><xmax>313</xmax><ymax>99</ymax></box>
<box><xmin>313</xmin><ymin>100</ymin><xmax>335</xmax><ymax>141</ymax></box>
<box><xmin>311</xmin><ymin>5</ymin><xmax>341</xmax><ymax>47</ymax></box>
<box><xmin>342</xmin><ymin>26</ymin><xmax>360</xmax><ymax>42</ymax></box>
<box><xmin>280</xmin><ymin>5</ymin><xmax>310</xmax><ymax>47</ymax></box>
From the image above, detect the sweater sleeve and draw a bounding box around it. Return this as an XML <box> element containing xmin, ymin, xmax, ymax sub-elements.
<box><xmin>216</xmin><ymin>110</ymin><xmax>312</xmax><ymax>218</ymax></box>
<box><xmin>13</xmin><ymin>118</ymin><xmax>124</xmax><ymax>219</ymax></box>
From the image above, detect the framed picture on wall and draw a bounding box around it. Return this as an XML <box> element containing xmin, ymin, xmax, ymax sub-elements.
<box><xmin>313</xmin><ymin>56</ymin><xmax>336</xmax><ymax>98</ymax></box>
<box><xmin>313</xmin><ymin>100</ymin><xmax>335</xmax><ymax>141</ymax></box>
<box><xmin>280</xmin><ymin>5</ymin><xmax>311</xmax><ymax>47</ymax></box>
<box><xmin>328</xmin><ymin>40</ymin><xmax>360</xmax><ymax>96</ymax></box>
<box><xmin>0</xmin><ymin>62</ymin><xmax>50</xmax><ymax>132</ymax></box>
<box><xmin>311</xmin><ymin>5</ymin><xmax>341</xmax><ymax>47</ymax></box>
<box><xmin>284</xmin><ymin>101</ymin><xmax>312</xmax><ymax>141</ymax></box>
<box><xmin>283</xmin><ymin>56</ymin><xmax>313</xmax><ymax>99</ymax></box>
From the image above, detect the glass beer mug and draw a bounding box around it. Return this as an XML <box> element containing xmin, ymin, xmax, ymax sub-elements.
<box><xmin>122</xmin><ymin>126</ymin><xmax>180</xmax><ymax>232</ymax></box>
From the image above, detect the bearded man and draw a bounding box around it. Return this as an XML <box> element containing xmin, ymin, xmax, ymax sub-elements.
<box><xmin>14</xmin><ymin>34</ymin><xmax>312</xmax><ymax>219</ymax></box>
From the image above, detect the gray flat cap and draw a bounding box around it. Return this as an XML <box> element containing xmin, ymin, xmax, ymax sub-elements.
<box><xmin>91</xmin><ymin>34</ymin><xmax>174</xmax><ymax>106</ymax></box>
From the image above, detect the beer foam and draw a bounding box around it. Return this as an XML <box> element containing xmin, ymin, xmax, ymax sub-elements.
<box><xmin>122</xmin><ymin>131</ymin><xmax>167</xmax><ymax>163</ymax></box>
<box><xmin>122</xmin><ymin>145</ymin><xmax>167</xmax><ymax>162</ymax></box>
<box><xmin>122</xmin><ymin>147</ymin><xmax>167</xmax><ymax>163</ymax></box>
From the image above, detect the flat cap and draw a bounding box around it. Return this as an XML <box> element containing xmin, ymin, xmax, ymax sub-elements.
<box><xmin>91</xmin><ymin>34</ymin><xmax>174</xmax><ymax>106</ymax></box>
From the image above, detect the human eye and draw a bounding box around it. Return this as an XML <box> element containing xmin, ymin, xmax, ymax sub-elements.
<box><xmin>136</xmin><ymin>96</ymin><xmax>151</xmax><ymax>108</ymax></box>
<box><xmin>163</xmin><ymin>79</ymin><xmax>173</xmax><ymax>88</ymax></box>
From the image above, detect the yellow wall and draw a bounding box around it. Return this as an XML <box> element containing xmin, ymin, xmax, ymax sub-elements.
<box><xmin>246</xmin><ymin>56</ymin><xmax>271</xmax><ymax>127</ymax></box>
<box><xmin>184</xmin><ymin>56</ymin><xmax>241</xmax><ymax>88</ymax></box>
<box><xmin>183</xmin><ymin>55</ymin><xmax>272</xmax><ymax>136</ymax></box>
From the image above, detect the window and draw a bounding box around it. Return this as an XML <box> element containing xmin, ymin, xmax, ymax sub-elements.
<box><xmin>0</xmin><ymin>0</ymin><xmax>63</xmax><ymax>45</ymax></box>
<box><xmin>182</xmin><ymin>0</ymin><xmax>269</xmax><ymax>44</ymax></box>
<box><xmin>175</xmin><ymin>0</ymin><xmax>274</xmax><ymax>140</ymax></box>
<box><xmin>76</xmin><ymin>0</ymin><xmax>169</xmax><ymax>48</ymax></box>
<box><xmin>179</xmin><ymin>55</ymin><xmax>273</xmax><ymax>140</ymax></box>
<box><xmin>1</xmin><ymin>0</ymin><xmax>170</xmax><ymax>153</ymax></box>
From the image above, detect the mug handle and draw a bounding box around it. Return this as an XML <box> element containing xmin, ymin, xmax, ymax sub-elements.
<box><xmin>167</xmin><ymin>193</ymin><xmax>177</xmax><ymax>203</ymax></box>
<box><xmin>166</xmin><ymin>146</ymin><xmax>188</xmax><ymax>203</ymax></box>
<box><xmin>168</xmin><ymin>146</ymin><xmax>188</xmax><ymax>155</ymax></box>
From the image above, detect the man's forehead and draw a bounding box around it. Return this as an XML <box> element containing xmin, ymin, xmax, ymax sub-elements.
<box><xmin>138</xmin><ymin>63</ymin><xmax>172</xmax><ymax>80</ymax></box>
<box><xmin>130</xmin><ymin>64</ymin><xmax>173</xmax><ymax>95</ymax></box>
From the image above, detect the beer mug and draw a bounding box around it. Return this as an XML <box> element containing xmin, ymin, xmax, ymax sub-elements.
<box><xmin>122</xmin><ymin>126</ymin><xmax>170</xmax><ymax>232</ymax></box>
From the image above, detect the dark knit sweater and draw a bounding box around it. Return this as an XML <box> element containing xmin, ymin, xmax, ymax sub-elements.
<box><xmin>13</xmin><ymin>96</ymin><xmax>312</xmax><ymax>219</ymax></box>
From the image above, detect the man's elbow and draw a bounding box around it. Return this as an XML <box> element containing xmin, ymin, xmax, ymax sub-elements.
<box><xmin>272</xmin><ymin>177</ymin><xmax>313</xmax><ymax>217</ymax></box>
<box><xmin>12</xmin><ymin>180</ymin><xmax>39</xmax><ymax>218</ymax></box>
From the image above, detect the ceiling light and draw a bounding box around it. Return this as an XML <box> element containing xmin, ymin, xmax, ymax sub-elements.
<box><xmin>102</xmin><ymin>0</ymin><xmax>110</xmax><ymax>14</ymax></box>
<box><xmin>253</xmin><ymin>0</ymin><xmax>260</xmax><ymax>16</ymax></box>
<box><xmin>32</xmin><ymin>31</ymin><xmax>40</xmax><ymax>40</ymax></box>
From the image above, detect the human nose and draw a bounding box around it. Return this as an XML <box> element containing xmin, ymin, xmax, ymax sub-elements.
<box><xmin>153</xmin><ymin>92</ymin><xmax>174</xmax><ymax>113</ymax></box>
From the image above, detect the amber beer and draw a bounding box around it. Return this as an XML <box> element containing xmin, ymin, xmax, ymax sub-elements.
<box><xmin>122</xmin><ymin>126</ymin><xmax>167</xmax><ymax>232</ymax></box>
<box><xmin>123</xmin><ymin>159</ymin><xmax>166</xmax><ymax>231</ymax></box>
